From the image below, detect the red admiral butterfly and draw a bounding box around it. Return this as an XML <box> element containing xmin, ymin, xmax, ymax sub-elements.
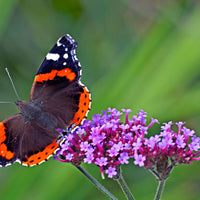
<box><xmin>0</xmin><ymin>34</ymin><xmax>91</xmax><ymax>167</ymax></box>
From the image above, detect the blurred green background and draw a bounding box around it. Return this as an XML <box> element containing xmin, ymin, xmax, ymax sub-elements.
<box><xmin>0</xmin><ymin>0</ymin><xmax>200</xmax><ymax>199</ymax></box>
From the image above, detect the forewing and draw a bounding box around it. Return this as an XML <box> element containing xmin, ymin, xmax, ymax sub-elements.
<box><xmin>30</xmin><ymin>34</ymin><xmax>91</xmax><ymax>128</ymax></box>
<box><xmin>30</xmin><ymin>34</ymin><xmax>81</xmax><ymax>100</ymax></box>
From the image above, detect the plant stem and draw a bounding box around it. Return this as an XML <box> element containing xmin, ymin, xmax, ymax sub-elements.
<box><xmin>149</xmin><ymin>168</ymin><xmax>161</xmax><ymax>180</ymax></box>
<box><xmin>115</xmin><ymin>174</ymin><xmax>135</xmax><ymax>200</ymax></box>
<box><xmin>154</xmin><ymin>179</ymin><xmax>165</xmax><ymax>200</ymax></box>
<box><xmin>76</xmin><ymin>165</ymin><xmax>118</xmax><ymax>200</ymax></box>
<box><xmin>114</xmin><ymin>166</ymin><xmax>135</xmax><ymax>200</ymax></box>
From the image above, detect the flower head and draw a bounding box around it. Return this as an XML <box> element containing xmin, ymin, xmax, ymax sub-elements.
<box><xmin>55</xmin><ymin>108</ymin><xmax>200</xmax><ymax>179</ymax></box>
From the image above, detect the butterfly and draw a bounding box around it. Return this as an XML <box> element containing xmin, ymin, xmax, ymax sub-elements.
<box><xmin>0</xmin><ymin>34</ymin><xmax>91</xmax><ymax>167</ymax></box>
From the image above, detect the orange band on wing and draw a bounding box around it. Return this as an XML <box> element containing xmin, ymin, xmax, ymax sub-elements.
<box><xmin>0</xmin><ymin>143</ymin><xmax>14</xmax><ymax>160</ymax></box>
<box><xmin>71</xmin><ymin>87</ymin><xmax>91</xmax><ymax>126</ymax></box>
<box><xmin>22</xmin><ymin>140</ymin><xmax>60</xmax><ymax>166</ymax></box>
<box><xmin>0</xmin><ymin>122</ymin><xmax>14</xmax><ymax>160</ymax></box>
<box><xmin>34</xmin><ymin>68</ymin><xmax>76</xmax><ymax>83</ymax></box>
<box><xmin>57</xmin><ymin>68</ymin><xmax>76</xmax><ymax>81</ymax></box>
<box><xmin>0</xmin><ymin>122</ymin><xmax>6</xmax><ymax>144</ymax></box>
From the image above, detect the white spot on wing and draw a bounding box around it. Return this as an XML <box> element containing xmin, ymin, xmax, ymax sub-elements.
<box><xmin>65</xmin><ymin>48</ymin><xmax>68</xmax><ymax>51</ymax></box>
<box><xmin>57</xmin><ymin>40</ymin><xmax>62</xmax><ymax>46</ymax></box>
<box><xmin>63</xmin><ymin>62</ymin><xmax>67</xmax><ymax>65</ymax></box>
<box><xmin>63</xmin><ymin>53</ymin><xmax>68</xmax><ymax>59</ymax></box>
<box><xmin>46</xmin><ymin>53</ymin><xmax>60</xmax><ymax>61</ymax></box>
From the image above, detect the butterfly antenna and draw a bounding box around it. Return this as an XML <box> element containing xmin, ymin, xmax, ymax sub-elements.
<box><xmin>0</xmin><ymin>101</ymin><xmax>14</xmax><ymax>104</ymax></box>
<box><xmin>5</xmin><ymin>68</ymin><xmax>20</xmax><ymax>100</ymax></box>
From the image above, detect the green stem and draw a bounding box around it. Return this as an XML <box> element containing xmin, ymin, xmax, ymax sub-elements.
<box><xmin>76</xmin><ymin>165</ymin><xmax>118</xmax><ymax>200</ymax></box>
<box><xmin>116</xmin><ymin>175</ymin><xmax>135</xmax><ymax>200</ymax></box>
<box><xmin>154</xmin><ymin>179</ymin><xmax>165</xmax><ymax>200</ymax></box>
<box><xmin>114</xmin><ymin>166</ymin><xmax>135</xmax><ymax>200</ymax></box>
<box><xmin>149</xmin><ymin>168</ymin><xmax>161</xmax><ymax>180</ymax></box>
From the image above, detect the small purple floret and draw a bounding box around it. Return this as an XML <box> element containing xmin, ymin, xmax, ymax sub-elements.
<box><xmin>105</xmin><ymin>166</ymin><xmax>117</xmax><ymax>178</ymax></box>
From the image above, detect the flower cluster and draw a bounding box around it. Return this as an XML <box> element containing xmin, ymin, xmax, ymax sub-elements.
<box><xmin>55</xmin><ymin>108</ymin><xmax>200</xmax><ymax>179</ymax></box>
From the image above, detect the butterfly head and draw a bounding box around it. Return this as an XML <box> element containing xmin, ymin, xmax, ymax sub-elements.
<box><xmin>15</xmin><ymin>100</ymin><xmax>27</xmax><ymax>112</ymax></box>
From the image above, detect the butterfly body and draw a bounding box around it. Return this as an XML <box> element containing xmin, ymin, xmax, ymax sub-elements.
<box><xmin>15</xmin><ymin>100</ymin><xmax>58</xmax><ymax>129</ymax></box>
<box><xmin>0</xmin><ymin>34</ymin><xmax>91</xmax><ymax>167</ymax></box>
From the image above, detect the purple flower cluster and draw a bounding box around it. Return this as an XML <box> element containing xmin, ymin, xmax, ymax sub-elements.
<box><xmin>56</xmin><ymin>108</ymin><xmax>200</xmax><ymax>179</ymax></box>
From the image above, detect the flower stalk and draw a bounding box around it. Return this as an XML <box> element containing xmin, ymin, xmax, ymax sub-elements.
<box><xmin>154</xmin><ymin>179</ymin><xmax>166</xmax><ymax>200</ymax></box>
<box><xmin>76</xmin><ymin>165</ymin><xmax>118</xmax><ymax>200</ymax></box>
<box><xmin>114</xmin><ymin>166</ymin><xmax>135</xmax><ymax>200</ymax></box>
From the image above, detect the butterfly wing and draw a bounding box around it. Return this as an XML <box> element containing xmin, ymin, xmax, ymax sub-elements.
<box><xmin>30</xmin><ymin>34</ymin><xmax>91</xmax><ymax>128</ymax></box>
<box><xmin>0</xmin><ymin>116</ymin><xmax>18</xmax><ymax>166</ymax></box>
<box><xmin>0</xmin><ymin>114</ymin><xmax>61</xmax><ymax>166</ymax></box>
<box><xmin>0</xmin><ymin>34</ymin><xmax>90</xmax><ymax>167</ymax></box>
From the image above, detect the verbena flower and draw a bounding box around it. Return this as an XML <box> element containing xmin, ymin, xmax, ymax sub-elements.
<box><xmin>55</xmin><ymin>108</ymin><xmax>200</xmax><ymax>179</ymax></box>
